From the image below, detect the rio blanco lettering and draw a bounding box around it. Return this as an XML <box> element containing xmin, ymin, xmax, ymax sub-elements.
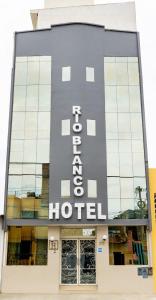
<box><xmin>72</xmin><ymin>106</ymin><xmax>84</xmax><ymax>197</ymax></box>
<box><xmin>49</xmin><ymin>105</ymin><xmax>107</xmax><ymax>221</ymax></box>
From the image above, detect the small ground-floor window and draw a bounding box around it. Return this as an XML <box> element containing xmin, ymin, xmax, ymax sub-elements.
<box><xmin>109</xmin><ymin>226</ymin><xmax>148</xmax><ymax>265</ymax></box>
<box><xmin>7</xmin><ymin>226</ymin><xmax>48</xmax><ymax>265</ymax></box>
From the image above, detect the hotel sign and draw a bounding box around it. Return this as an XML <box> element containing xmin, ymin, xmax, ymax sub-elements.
<box><xmin>49</xmin><ymin>106</ymin><xmax>106</xmax><ymax>221</ymax></box>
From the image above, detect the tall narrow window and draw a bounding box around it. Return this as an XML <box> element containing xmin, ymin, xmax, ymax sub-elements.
<box><xmin>61</xmin><ymin>120</ymin><xmax>70</xmax><ymax>136</ymax></box>
<box><xmin>87</xmin><ymin>120</ymin><xmax>96</xmax><ymax>136</ymax></box>
<box><xmin>87</xmin><ymin>180</ymin><xmax>97</xmax><ymax>198</ymax></box>
<box><xmin>86</xmin><ymin>67</ymin><xmax>95</xmax><ymax>82</ymax></box>
<box><xmin>62</xmin><ymin>66</ymin><xmax>71</xmax><ymax>82</ymax></box>
<box><xmin>61</xmin><ymin>180</ymin><xmax>70</xmax><ymax>197</ymax></box>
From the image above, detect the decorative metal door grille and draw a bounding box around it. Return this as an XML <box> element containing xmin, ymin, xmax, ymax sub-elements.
<box><xmin>61</xmin><ymin>239</ymin><xmax>96</xmax><ymax>285</ymax></box>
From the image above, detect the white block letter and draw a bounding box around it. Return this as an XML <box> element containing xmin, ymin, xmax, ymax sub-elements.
<box><xmin>97</xmin><ymin>203</ymin><xmax>106</xmax><ymax>220</ymax></box>
<box><xmin>73</xmin><ymin>176</ymin><xmax>83</xmax><ymax>186</ymax></box>
<box><xmin>73</xmin><ymin>123</ymin><xmax>82</xmax><ymax>133</ymax></box>
<box><xmin>73</xmin><ymin>145</ymin><xmax>81</xmax><ymax>155</ymax></box>
<box><xmin>75</xmin><ymin>203</ymin><xmax>85</xmax><ymax>220</ymax></box>
<box><xmin>61</xmin><ymin>202</ymin><xmax>72</xmax><ymax>219</ymax></box>
<box><xmin>72</xmin><ymin>155</ymin><xmax>82</xmax><ymax>165</ymax></box>
<box><xmin>73</xmin><ymin>136</ymin><xmax>81</xmax><ymax>145</ymax></box>
<box><xmin>73</xmin><ymin>165</ymin><xmax>82</xmax><ymax>175</ymax></box>
<box><xmin>73</xmin><ymin>106</ymin><xmax>81</xmax><ymax>115</ymax></box>
<box><xmin>87</xmin><ymin>203</ymin><xmax>96</xmax><ymax>219</ymax></box>
<box><xmin>74</xmin><ymin>186</ymin><xmax>84</xmax><ymax>197</ymax></box>
<box><xmin>49</xmin><ymin>203</ymin><xmax>59</xmax><ymax>219</ymax></box>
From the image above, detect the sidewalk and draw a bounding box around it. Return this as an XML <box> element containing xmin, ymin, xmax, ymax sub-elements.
<box><xmin>0</xmin><ymin>294</ymin><xmax>156</xmax><ymax>300</ymax></box>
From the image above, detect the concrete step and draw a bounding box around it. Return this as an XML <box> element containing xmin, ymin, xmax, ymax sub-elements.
<box><xmin>0</xmin><ymin>294</ymin><xmax>156</xmax><ymax>300</ymax></box>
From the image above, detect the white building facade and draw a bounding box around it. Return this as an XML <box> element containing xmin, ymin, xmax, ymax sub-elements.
<box><xmin>1</xmin><ymin>0</ymin><xmax>154</xmax><ymax>295</ymax></box>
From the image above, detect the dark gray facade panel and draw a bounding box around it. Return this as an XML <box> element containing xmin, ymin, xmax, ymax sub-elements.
<box><xmin>6</xmin><ymin>24</ymin><xmax>149</xmax><ymax>226</ymax></box>
<box><xmin>4</xmin><ymin>33</ymin><xmax>17</xmax><ymax>231</ymax></box>
<box><xmin>16</xmin><ymin>25</ymin><xmax>138</xmax><ymax>57</ymax></box>
<box><xmin>50</xmin><ymin>30</ymin><xmax>108</xmax><ymax>223</ymax></box>
<box><xmin>6</xmin><ymin>218</ymin><xmax>149</xmax><ymax>227</ymax></box>
<box><xmin>137</xmin><ymin>32</ymin><xmax>151</xmax><ymax>230</ymax></box>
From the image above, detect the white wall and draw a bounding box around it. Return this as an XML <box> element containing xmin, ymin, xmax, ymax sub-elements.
<box><xmin>32</xmin><ymin>2</ymin><xmax>136</xmax><ymax>31</ymax></box>
<box><xmin>44</xmin><ymin>0</ymin><xmax>95</xmax><ymax>8</ymax></box>
<box><xmin>1</xmin><ymin>226</ymin><xmax>153</xmax><ymax>294</ymax></box>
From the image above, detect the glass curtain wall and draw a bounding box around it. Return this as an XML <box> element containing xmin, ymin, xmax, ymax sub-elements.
<box><xmin>7</xmin><ymin>56</ymin><xmax>51</xmax><ymax>219</ymax></box>
<box><xmin>7</xmin><ymin>226</ymin><xmax>48</xmax><ymax>265</ymax></box>
<box><xmin>104</xmin><ymin>57</ymin><xmax>147</xmax><ymax>219</ymax></box>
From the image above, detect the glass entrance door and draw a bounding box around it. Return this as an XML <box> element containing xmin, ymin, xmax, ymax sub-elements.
<box><xmin>61</xmin><ymin>239</ymin><xmax>96</xmax><ymax>285</ymax></box>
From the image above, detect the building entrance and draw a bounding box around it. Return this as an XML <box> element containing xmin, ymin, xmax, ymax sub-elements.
<box><xmin>61</xmin><ymin>239</ymin><xmax>96</xmax><ymax>285</ymax></box>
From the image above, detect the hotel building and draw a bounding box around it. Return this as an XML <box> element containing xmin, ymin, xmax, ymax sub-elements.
<box><xmin>1</xmin><ymin>0</ymin><xmax>154</xmax><ymax>295</ymax></box>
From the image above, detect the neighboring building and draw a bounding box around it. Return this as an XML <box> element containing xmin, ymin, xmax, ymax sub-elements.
<box><xmin>149</xmin><ymin>169</ymin><xmax>156</xmax><ymax>293</ymax></box>
<box><xmin>0</xmin><ymin>217</ymin><xmax>4</xmax><ymax>290</ymax></box>
<box><xmin>1</xmin><ymin>0</ymin><xmax>154</xmax><ymax>295</ymax></box>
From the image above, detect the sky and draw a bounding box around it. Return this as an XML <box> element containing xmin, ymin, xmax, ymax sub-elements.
<box><xmin>0</xmin><ymin>0</ymin><xmax>156</xmax><ymax>214</ymax></box>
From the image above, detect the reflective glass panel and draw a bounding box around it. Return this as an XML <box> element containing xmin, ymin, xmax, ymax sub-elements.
<box><xmin>116</xmin><ymin>63</ymin><xmax>128</xmax><ymax>85</ymax></box>
<box><xmin>109</xmin><ymin>226</ymin><xmax>148</xmax><ymax>265</ymax></box>
<box><xmin>7</xmin><ymin>163</ymin><xmax>49</xmax><ymax>219</ymax></box>
<box><xmin>104</xmin><ymin>57</ymin><xmax>147</xmax><ymax>220</ymax></box>
<box><xmin>39</xmin><ymin>85</ymin><xmax>51</xmax><ymax>111</ymax></box>
<box><xmin>15</xmin><ymin>62</ymin><xmax>27</xmax><ymax>85</ymax></box>
<box><xmin>105</xmin><ymin>86</ymin><xmax>117</xmax><ymax>112</ymax></box>
<box><xmin>7</xmin><ymin>226</ymin><xmax>48</xmax><ymax>265</ymax></box>
<box><xmin>27</xmin><ymin>61</ymin><xmax>39</xmax><ymax>84</ymax></box>
<box><xmin>39</xmin><ymin>61</ymin><xmax>51</xmax><ymax>84</ymax></box>
<box><xmin>7</xmin><ymin>56</ymin><xmax>51</xmax><ymax>220</ymax></box>
<box><xmin>117</xmin><ymin>86</ymin><xmax>129</xmax><ymax>112</ymax></box>
<box><xmin>26</xmin><ymin>85</ymin><xmax>38</xmax><ymax>111</ymax></box>
<box><xmin>13</xmin><ymin>86</ymin><xmax>26</xmax><ymax>111</ymax></box>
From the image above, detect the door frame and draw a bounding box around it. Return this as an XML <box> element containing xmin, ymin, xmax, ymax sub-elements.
<box><xmin>60</xmin><ymin>238</ymin><xmax>96</xmax><ymax>286</ymax></box>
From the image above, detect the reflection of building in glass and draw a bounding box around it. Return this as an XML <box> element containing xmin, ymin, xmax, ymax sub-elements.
<box><xmin>1</xmin><ymin>0</ymin><xmax>154</xmax><ymax>296</ymax></box>
<box><xmin>109</xmin><ymin>226</ymin><xmax>148</xmax><ymax>265</ymax></box>
<box><xmin>7</xmin><ymin>227</ymin><xmax>48</xmax><ymax>265</ymax></box>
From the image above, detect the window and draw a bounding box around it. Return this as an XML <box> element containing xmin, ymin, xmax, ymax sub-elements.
<box><xmin>62</xmin><ymin>66</ymin><xmax>71</xmax><ymax>82</ymax></box>
<box><xmin>39</xmin><ymin>85</ymin><xmax>51</xmax><ymax>111</ymax></box>
<box><xmin>7</xmin><ymin>226</ymin><xmax>48</xmax><ymax>265</ymax></box>
<box><xmin>39</xmin><ymin>61</ymin><xmax>51</xmax><ymax>84</ymax></box>
<box><xmin>26</xmin><ymin>85</ymin><xmax>38</xmax><ymax>111</ymax></box>
<box><xmin>109</xmin><ymin>226</ymin><xmax>148</xmax><ymax>265</ymax></box>
<box><xmin>105</xmin><ymin>86</ymin><xmax>117</xmax><ymax>113</ymax></box>
<box><xmin>27</xmin><ymin>61</ymin><xmax>39</xmax><ymax>84</ymax></box>
<box><xmin>87</xmin><ymin>120</ymin><xmax>96</xmax><ymax>136</ymax></box>
<box><xmin>15</xmin><ymin>61</ymin><xmax>27</xmax><ymax>85</ymax></box>
<box><xmin>61</xmin><ymin>180</ymin><xmax>70</xmax><ymax>197</ymax></box>
<box><xmin>61</xmin><ymin>119</ymin><xmax>70</xmax><ymax>136</ymax></box>
<box><xmin>13</xmin><ymin>86</ymin><xmax>26</xmax><ymax>111</ymax></box>
<box><xmin>38</xmin><ymin>112</ymin><xmax>50</xmax><ymax>139</ymax></box>
<box><xmin>86</xmin><ymin>67</ymin><xmax>95</xmax><ymax>82</ymax></box>
<box><xmin>87</xmin><ymin>180</ymin><xmax>97</xmax><ymax>198</ymax></box>
<box><xmin>107</xmin><ymin>153</ymin><xmax>119</xmax><ymax>176</ymax></box>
